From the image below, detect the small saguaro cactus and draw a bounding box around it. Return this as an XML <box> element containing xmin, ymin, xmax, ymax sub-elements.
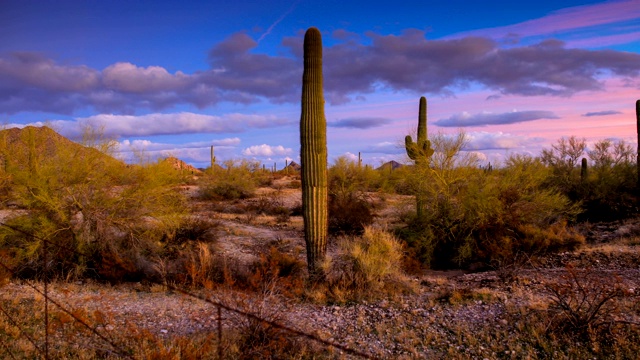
<box><xmin>405</xmin><ymin>96</ymin><xmax>434</xmax><ymax>218</ymax></box>
<box><xmin>405</xmin><ymin>96</ymin><xmax>434</xmax><ymax>163</ymax></box>
<box><xmin>300</xmin><ymin>27</ymin><xmax>328</xmax><ymax>278</ymax></box>
<box><xmin>581</xmin><ymin>157</ymin><xmax>588</xmax><ymax>182</ymax></box>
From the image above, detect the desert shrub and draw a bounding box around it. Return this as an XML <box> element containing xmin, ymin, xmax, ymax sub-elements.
<box><xmin>580</xmin><ymin>139</ymin><xmax>637</xmax><ymax>221</ymax></box>
<box><xmin>320</xmin><ymin>227</ymin><xmax>409</xmax><ymax>302</ymax></box>
<box><xmin>199</xmin><ymin>181</ymin><xmax>254</xmax><ymax>201</ymax></box>
<box><xmin>540</xmin><ymin>136</ymin><xmax>586</xmax><ymax>195</ymax></box>
<box><xmin>286</xmin><ymin>179</ymin><xmax>302</xmax><ymax>189</ymax></box>
<box><xmin>247</xmin><ymin>247</ymin><xmax>306</xmax><ymax>297</ymax></box>
<box><xmin>511</xmin><ymin>266</ymin><xmax>640</xmax><ymax>357</ymax></box>
<box><xmin>399</xmin><ymin>133</ymin><xmax>581</xmax><ymax>269</ymax></box>
<box><xmin>328</xmin><ymin>191</ymin><xmax>374</xmax><ymax>235</ymax></box>
<box><xmin>380</xmin><ymin>165</ymin><xmax>414</xmax><ymax>195</ymax></box>
<box><xmin>544</xmin><ymin>267</ymin><xmax>634</xmax><ymax>336</ymax></box>
<box><xmin>246</xmin><ymin>195</ymin><xmax>289</xmax><ymax>218</ymax></box>
<box><xmin>328</xmin><ymin>156</ymin><xmax>375</xmax><ymax>235</ymax></box>
<box><xmin>0</xmin><ymin>126</ymin><xmax>188</xmax><ymax>281</ymax></box>
<box><xmin>541</xmin><ymin>137</ymin><xmax>637</xmax><ymax>222</ymax></box>
<box><xmin>198</xmin><ymin>159</ymin><xmax>261</xmax><ymax>200</ymax></box>
<box><xmin>328</xmin><ymin>156</ymin><xmax>371</xmax><ymax>192</ymax></box>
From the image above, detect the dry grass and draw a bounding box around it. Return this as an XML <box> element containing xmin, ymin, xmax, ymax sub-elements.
<box><xmin>312</xmin><ymin>227</ymin><xmax>412</xmax><ymax>304</ymax></box>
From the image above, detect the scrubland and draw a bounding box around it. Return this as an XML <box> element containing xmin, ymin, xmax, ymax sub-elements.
<box><xmin>0</xmin><ymin>126</ymin><xmax>638</xmax><ymax>359</ymax></box>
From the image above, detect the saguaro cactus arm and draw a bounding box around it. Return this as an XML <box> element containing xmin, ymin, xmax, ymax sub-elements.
<box><xmin>405</xmin><ymin>96</ymin><xmax>434</xmax><ymax>161</ymax></box>
<box><xmin>300</xmin><ymin>27</ymin><xmax>328</xmax><ymax>277</ymax></box>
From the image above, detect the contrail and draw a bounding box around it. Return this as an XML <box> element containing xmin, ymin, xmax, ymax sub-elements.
<box><xmin>258</xmin><ymin>0</ymin><xmax>300</xmax><ymax>43</ymax></box>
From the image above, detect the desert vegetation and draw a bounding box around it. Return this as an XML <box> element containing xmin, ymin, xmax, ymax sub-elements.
<box><xmin>0</xmin><ymin>28</ymin><xmax>638</xmax><ymax>359</ymax></box>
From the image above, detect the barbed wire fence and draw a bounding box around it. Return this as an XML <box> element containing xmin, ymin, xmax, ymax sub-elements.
<box><xmin>0</xmin><ymin>221</ymin><xmax>379</xmax><ymax>359</ymax></box>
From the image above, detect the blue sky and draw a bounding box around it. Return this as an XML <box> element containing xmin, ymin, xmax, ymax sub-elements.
<box><xmin>1</xmin><ymin>0</ymin><xmax>639</xmax><ymax>168</ymax></box>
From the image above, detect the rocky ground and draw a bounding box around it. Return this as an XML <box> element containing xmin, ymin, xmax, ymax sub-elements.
<box><xmin>1</xmin><ymin>180</ymin><xmax>639</xmax><ymax>359</ymax></box>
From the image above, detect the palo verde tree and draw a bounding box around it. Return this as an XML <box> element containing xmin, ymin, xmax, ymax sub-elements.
<box><xmin>300</xmin><ymin>27</ymin><xmax>328</xmax><ymax>278</ymax></box>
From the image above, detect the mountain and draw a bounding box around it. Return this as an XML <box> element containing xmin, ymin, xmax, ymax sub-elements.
<box><xmin>286</xmin><ymin>161</ymin><xmax>301</xmax><ymax>171</ymax></box>
<box><xmin>376</xmin><ymin>160</ymin><xmax>404</xmax><ymax>171</ymax></box>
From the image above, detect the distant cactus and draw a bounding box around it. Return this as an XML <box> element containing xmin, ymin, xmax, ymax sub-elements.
<box><xmin>581</xmin><ymin>157</ymin><xmax>588</xmax><ymax>182</ymax></box>
<box><xmin>405</xmin><ymin>96</ymin><xmax>434</xmax><ymax>162</ymax></box>
<box><xmin>210</xmin><ymin>145</ymin><xmax>216</xmax><ymax>169</ymax></box>
<box><xmin>405</xmin><ymin>96</ymin><xmax>434</xmax><ymax>218</ymax></box>
<box><xmin>300</xmin><ymin>27</ymin><xmax>328</xmax><ymax>278</ymax></box>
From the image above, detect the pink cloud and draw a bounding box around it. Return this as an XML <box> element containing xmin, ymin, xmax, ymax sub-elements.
<box><xmin>566</xmin><ymin>31</ymin><xmax>640</xmax><ymax>48</ymax></box>
<box><xmin>324</xmin><ymin>76</ymin><xmax>638</xmax><ymax>162</ymax></box>
<box><xmin>451</xmin><ymin>0</ymin><xmax>640</xmax><ymax>40</ymax></box>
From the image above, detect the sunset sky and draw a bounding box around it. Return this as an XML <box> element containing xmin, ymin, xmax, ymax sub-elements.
<box><xmin>1</xmin><ymin>0</ymin><xmax>639</xmax><ymax>168</ymax></box>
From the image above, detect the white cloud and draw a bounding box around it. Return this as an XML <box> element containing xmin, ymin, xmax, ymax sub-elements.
<box><xmin>464</xmin><ymin>131</ymin><xmax>544</xmax><ymax>151</ymax></box>
<box><xmin>242</xmin><ymin>144</ymin><xmax>292</xmax><ymax>157</ymax></box>
<box><xmin>102</xmin><ymin>62</ymin><xmax>191</xmax><ymax>93</ymax></box>
<box><xmin>117</xmin><ymin>137</ymin><xmax>240</xmax><ymax>153</ymax></box>
<box><xmin>115</xmin><ymin>137</ymin><xmax>241</xmax><ymax>164</ymax></box>
<box><xmin>14</xmin><ymin>112</ymin><xmax>291</xmax><ymax>138</ymax></box>
<box><xmin>363</xmin><ymin>141</ymin><xmax>404</xmax><ymax>154</ymax></box>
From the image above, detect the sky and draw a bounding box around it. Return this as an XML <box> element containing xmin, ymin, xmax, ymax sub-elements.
<box><xmin>1</xmin><ymin>0</ymin><xmax>639</xmax><ymax>168</ymax></box>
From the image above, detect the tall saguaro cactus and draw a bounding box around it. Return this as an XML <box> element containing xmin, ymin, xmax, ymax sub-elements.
<box><xmin>636</xmin><ymin>100</ymin><xmax>640</xmax><ymax>191</ymax></box>
<box><xmin>405</xmin><ymin>96</ymin><xmax>434</xmax><ymax>218</ymax></box>
<box><xmin>300</xmin><ymin>27</ymin><xmax>328</xmax><ymax>278</ymax></box>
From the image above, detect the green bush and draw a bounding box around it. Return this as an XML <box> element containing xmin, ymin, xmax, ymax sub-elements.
<box><xmin>328</xmin><ymin>156</ymin><xmax>376</xmax><ymax>235</ymax></box>
<box><xmin>399</xmin><ymin>132</ymin><xmax>582</xmax><ymax>269</ymax></box>
<box><xmin>0</xmin><ymin>126</ymin><xmax>188</xmax><ymax>281</ymax></box>
<box><xmin>540</xmin><ymin>137</ymin><xmax>637</xmax><ymax>221</ymax></box>
<box><xmin>199</xmin><ymin>159</ymin><xmax>263</xmax><ymax>200</ymax></box>
<box><xmin>582</xmin><ymin>139</ymin><xmax>637</xmax><ymax>221</ymax></box>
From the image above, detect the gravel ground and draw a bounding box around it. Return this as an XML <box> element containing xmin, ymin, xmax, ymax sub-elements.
<box><xmin>1</xmin><ymin>186</ymin><xmax>639</xmax><ymax>358</ymax></box>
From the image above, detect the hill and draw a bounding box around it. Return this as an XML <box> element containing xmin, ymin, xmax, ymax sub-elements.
<box><xmin>286</xmin><ymin>161</ymin><xmax>301</xmax><ymax>171</ymax></box>
<box><xmin>0</xmin><ymin>126</ymin><xmax>125</xmax><ymax>172</ymax></box>
<box><xmin>161</xmin><ymin>156</ymin><xmax>202</xmax><ymax>174</ymax></box>
<box><xmin>376</xmin><ymin>160</ymin><xmax>404</xmax><ymax>171</ymax></box>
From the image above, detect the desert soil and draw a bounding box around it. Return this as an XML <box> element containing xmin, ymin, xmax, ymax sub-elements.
<box><xmin>2</xmin><ymin>181</ymin><xmax>639</xmax><ymax>359</ymax></box>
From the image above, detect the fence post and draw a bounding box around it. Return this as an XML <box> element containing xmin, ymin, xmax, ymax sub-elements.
<box><xmin>43</xmin><ymin>236</ymin><xmax>49</xmax><ymax>360</ymax></box>
<box><xmin>218</xmin><ymin>305</ymin><xmax>222</xmax><ymax>359</ymax></box>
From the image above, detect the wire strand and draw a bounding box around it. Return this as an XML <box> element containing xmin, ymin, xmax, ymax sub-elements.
<box><xmin>0</xmin><ymin>220</ymin><xmax>379</xmax><ymax>359</ymax></box>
